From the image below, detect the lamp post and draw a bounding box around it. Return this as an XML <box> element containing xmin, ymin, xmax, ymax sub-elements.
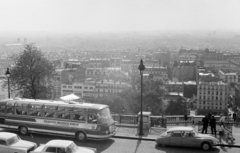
<box><xmin>5</xmin><ymin>68</ymin><xmax>11</xmax><ymax>99</ymax></box>
<box><xmin>138</xmin><ymin>59</ymin><xmax>145</xmax><ymax>136</ymax></box>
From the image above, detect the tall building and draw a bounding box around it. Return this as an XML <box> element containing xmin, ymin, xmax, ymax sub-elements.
<box><xmin>196</xmin><ymin>81</ymin><xmax>230</xmax><ymax>115</ymax></box>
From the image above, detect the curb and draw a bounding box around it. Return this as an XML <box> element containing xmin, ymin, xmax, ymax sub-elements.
<box><xmin>216</xmin><ymin>144</ymin><xmax>240</xmax><ymax>148</ymax></box>
<box><xmin>113</xmin><ymin>135</ymin><xmax>240</xmax><ymax>148</ymax></box>
<box><xmin>113</xmin><ymin>135</ymin><xmax>156</xmax><ymax>141</ymax></box>
<box><xmin>115</xmin><ymin>125</ymin><xmax>138</xmax><ymax>128</ymax></box>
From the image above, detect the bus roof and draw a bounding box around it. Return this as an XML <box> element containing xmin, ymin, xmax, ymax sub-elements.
<box><xmin>0</xmin><ymin>98</ymin><xmax>108</xmax><ymax>111</ymax></box>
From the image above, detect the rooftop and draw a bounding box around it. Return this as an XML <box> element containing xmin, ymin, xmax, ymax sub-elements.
<box><xmin>219</xmin><ymin>69</ymin><xmax>237</xmax><ymax>74</ymax></box>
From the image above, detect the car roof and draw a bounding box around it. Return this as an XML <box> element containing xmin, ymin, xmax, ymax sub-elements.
<box><xmin>45</xmin><ymin>140</ymin><xmax>73</xmax><ymax>148</ymax></box>
<box><xmin>167</xmin><ymin>126</ymin><xmax>194</xmax><ymax>132</ymax></box>
<box><xmin>0</xmin><ymin>132</ymin><xmax>17</xmax><ymax>140</ymax></box>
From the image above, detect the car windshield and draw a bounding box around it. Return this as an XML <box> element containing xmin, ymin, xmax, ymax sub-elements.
<box><xmin>66</xmin><ymin>142</ymin><xmax>78</xmax><ymax>153</ymax></box>
<box><xmin>7</xmin><ymin>135</ymin><xmax>20</xmax><ymax>145</ymax></box>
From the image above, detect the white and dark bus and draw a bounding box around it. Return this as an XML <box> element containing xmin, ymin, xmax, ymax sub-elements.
<box><xmin>0</xmin><ymin>98</ymin><xmax>116</xmax><ymax>141</ymax></box>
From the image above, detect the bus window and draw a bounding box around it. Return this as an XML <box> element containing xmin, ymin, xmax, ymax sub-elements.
<box><xmin>44</xmin><ymin>105</ymin><xmax>57</xmax><ymax>118</ymax></box>
<box><xmin>88</xmin><ymin>113</ymin><xmax>97</xmax><ymax>124</ymax></box>
<box><xmin>15</xmin><ymin>103</ymin><xmax>23</xmax><ymax>115</ymax></box>
<box><xmin>6</xmin><ymin>106</ymin><xmax>13</xmax><ymax>114</ymax></box>
<box><xmin>21</xmin><ymin>103</ymin><xmax>28</xmax><ymax>115</ymax></box>
<box><xmin>0</xmin><ymin>105</ymin><xmax>6</xmax><ymax>113</ymax></box>
<box><xmin>61</xmin><ymin>112</ymin><xmax>70</xmax><ymax>119</ymax></box>
<box><xmin>57</xmin><ymin>106</ymin><xmax>73</xmax><ymax>120</ymax></box>
<box><xmin>73</xmin><ymin>108</ymin><xmax>87</xmax><ymax>122</ymax></box>
<box><xmin>5</xmin><ymin>101</ymin><xmax>16</xmax><ymax>114</ymax></box>
<box><xmin>29</xmin><ymin>104</ymin><xmax>42</xmax><ymax>116</ymax></box>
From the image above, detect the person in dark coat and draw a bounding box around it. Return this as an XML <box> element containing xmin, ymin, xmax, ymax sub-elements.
<box><xmin>210</xmin><ymin>115</ymin><xmax>216</xmax><ymax>136</ymax></box>
<box><xmin>208</xmin><ymin>112</ymin><xmax>212</xmax><ymax>121</ymax></box>
<box><xmin>233</xmin><ymin>112</ymin><xmax>237</xmax><ymax>122</ymax></box>
<box><xmin>202</xmin><ymin>114</ymin><xmax>209</xmax><ymax>134</ymax></box>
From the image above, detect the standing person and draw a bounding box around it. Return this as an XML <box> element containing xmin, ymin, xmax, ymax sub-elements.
<box><xmin>184</xmin><ymin>114</ymin><xmax>188</xmax><ymax>126</ymax></box>
<box><xmin>219</xmin><ymin>113</ymin><xmax>225</xmax><ymax>127</ymax></box>
<box><xmin>210</xmin><ymin>115</ymin><xmax>216</xmax><ymax>136</ymax></box>
<box><xmin>219</xmin><ymin>122</ymin><xmax>225</xmax><ymax>144</ymax></box>
<box><xmin>233</xmin><ymin>112</ymin><xmax>237</xmax><ymax>122</ymax></box>
<box><xmin>202</xmin><ymin>115</ymin><xmax>209</xmax><ymax>134</ymax></box>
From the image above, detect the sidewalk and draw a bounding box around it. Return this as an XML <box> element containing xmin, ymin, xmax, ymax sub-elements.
<box><xmin>113</xmin><ymin>124</ymin><xmax>240</xmax><ymax>148</ymax></box>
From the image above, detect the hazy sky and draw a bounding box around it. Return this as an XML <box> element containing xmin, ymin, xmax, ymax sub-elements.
<box><xmin>0</xmin><ymin>0</ymin><xmax>240</xmax><ymax>33</ymax></box>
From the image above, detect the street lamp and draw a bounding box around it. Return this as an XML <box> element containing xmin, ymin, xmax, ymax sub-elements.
<box><xmin>5</xmin><ymin>68</ymin><xmax>11</xmax><ymax>99</ymax></box>
<box><xmin>138</xmin><ymin>59</ymin><xmax>145</xmax><ymax>136</ymax></box>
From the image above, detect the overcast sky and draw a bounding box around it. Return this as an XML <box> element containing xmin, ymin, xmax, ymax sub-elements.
<box><xmin>0</xmin><ymin>0</ymin><xmax>240</xmax><ymax>33</ymax></box>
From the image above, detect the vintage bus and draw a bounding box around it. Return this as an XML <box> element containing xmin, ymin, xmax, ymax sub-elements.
<box><xmin>0</xmin><ymin>98</ymin><xmax>116</xmax><ymax>141</ymax></box>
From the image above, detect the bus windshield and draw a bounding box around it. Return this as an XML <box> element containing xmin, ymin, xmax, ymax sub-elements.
<box><xmin>98</xmin><ymin>107</ymin><xmax>114</xmax><ymax>125</ymax></box>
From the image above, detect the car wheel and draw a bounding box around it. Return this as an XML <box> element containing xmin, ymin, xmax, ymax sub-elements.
<box><xmin>201</xmin><ymin>142</ymin><xmax>211</xmax><ymax>151</ymax></box>
<box><xmin>76</xmin><ymin>131</ymin><xmax>87</xmax><ymax>142</ymax></box>
<box><xmin>19</xmin><ymin>126</ymin><xmax>28</xmax><ymax>135</ymax></box>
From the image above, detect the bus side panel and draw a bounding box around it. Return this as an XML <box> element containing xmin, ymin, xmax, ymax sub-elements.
<box><xmin>4</xmin><ymin>116</ymin><xmax>112</xmax><ymax>139</ymax></box>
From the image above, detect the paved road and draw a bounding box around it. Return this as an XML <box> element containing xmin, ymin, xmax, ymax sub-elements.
<box><xmin>12</xmin><ymin>132</ymin><xmax>240</xmax><ymax>153</ymax></box>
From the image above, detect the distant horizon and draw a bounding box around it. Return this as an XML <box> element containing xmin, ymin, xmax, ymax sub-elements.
<box><xmin>1</xmin><ymin>0</ymin><xmax>240</xmax><ymax>34</ymax></box>
<box><xmin>1</xmin><ymin>28</ymin><xmax>240</xmax><ymax>37</ymax></box>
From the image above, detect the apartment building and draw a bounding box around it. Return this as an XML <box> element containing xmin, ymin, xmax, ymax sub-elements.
<box><xmin>196</xmin><ymin>81</ymin><xmax>230</xmax><ymax>114</ymax></box>
<box><xmin>203</xmin><ymin>60</ymin><xmax>232</xmax><ymax>68</ymax></box>
<box><xmin>165</xmin><ymin>81</ymin><xmax>183</xmax><ymax>93</ymax></box>
<box><xmin>85</xmin><ymin>68</ymin><xmax>107</xmax><ymax>79</ymax></box>
<box><xmin>218</xmin><ymin>69</ymin><xmax>238</xmax><ymax>83</ymax></box>
<box><xmin>178</xmin><ymin>54</ymin><xmax>197</xmax><ymax>62</ymax></box>
<box><xmin>202</xmin><ymin>50</ymin><xmax>225</xmax><ymax>60</ymax></box>
<box><xmin>61</xmin><ymin>80</ymin><xmax>95</xmax><ymax>99</ymax></box>
<box><xmin>95</xmin><ymin>80</ymin><xmax>131</xmax><ymax>97</ymax></box>
<box><xmin>144</xmin><ymin>66</ymin><xmax>168</xmax><ymax>80</ymax></box>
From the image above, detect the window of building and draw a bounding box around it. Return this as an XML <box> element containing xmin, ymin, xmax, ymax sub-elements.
<box><xmin>68</xmin><ymin>86</ymin><xmax>72</xmax><ymax>88</ymax></box>
<box><xmin>84</xmin><ymin>87</ymin><xmax>88</xmax><ymax>89</ymax></box>
<box><xmin>62</xmin><ymin>85</ymin><xmax>67</xmax><ymax>88</ymax></box>
<box><xmin>74</xmin><ymin>86</ymin><xmax>82</xmax><ymax>89</ymax></box>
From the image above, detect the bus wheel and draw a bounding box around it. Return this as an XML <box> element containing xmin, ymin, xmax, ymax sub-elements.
<box><xmin>76</xmin><ymin>131</ymin><xmax>87</xmax><ymax>142</ymax></box>
<box><xmin>19</xmin><ymin>126</ymin><xmax>28</xmax><ymax>135</ymax></box>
